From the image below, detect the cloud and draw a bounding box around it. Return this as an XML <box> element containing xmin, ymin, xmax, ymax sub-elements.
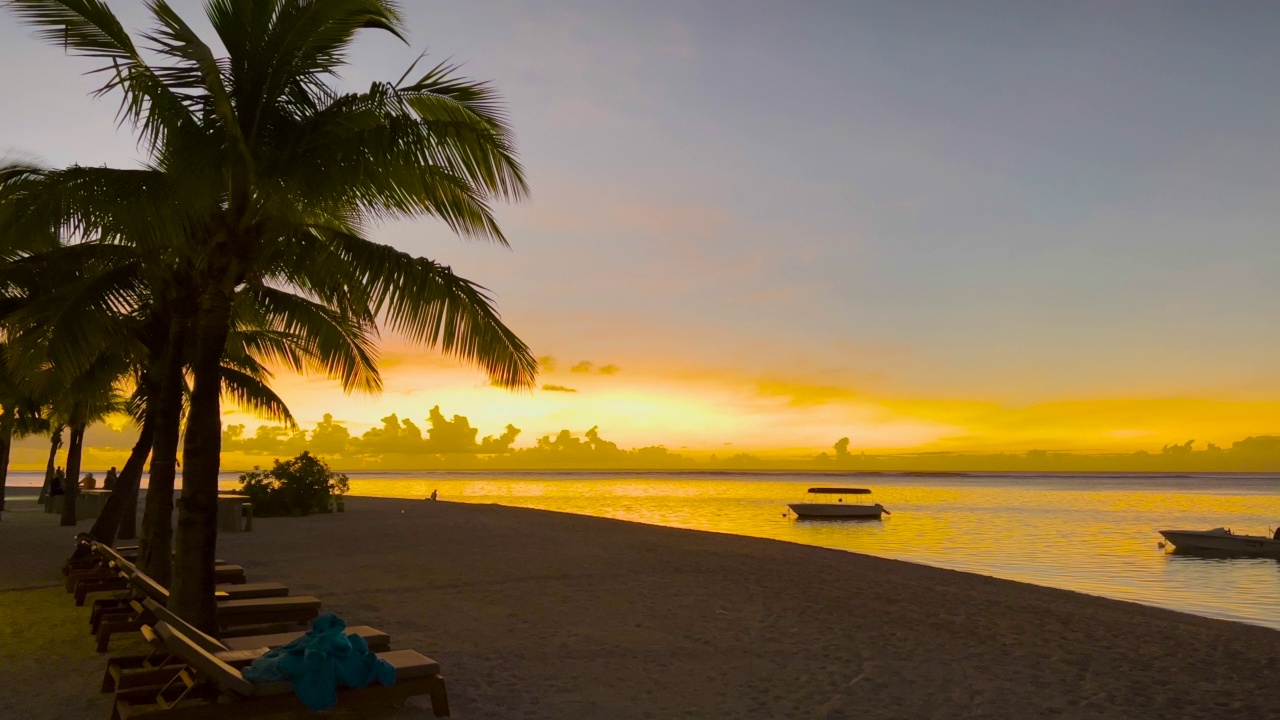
<box><xmin>542</xmin><ymin>384</ymin><xmax>578</xmax><ymax>393</ymax></box>
<box><xmin>537</xmin><ymin>356</ymin><xmax>557</xmax><ymax>372</ymax></box>
<box><xmin>567</xmin><ymin>360</ymin><xmax>619</xmax><ymax>375</ymax></box>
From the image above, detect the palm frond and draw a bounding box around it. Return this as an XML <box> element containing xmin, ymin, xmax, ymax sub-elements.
<box><xmin>237</xmin><ymin>285</ymin><xmax>382</xmax><ymax>394</ymax></box>
<box><xmin>326</xmin><ymin>231</ymin><xmax>536</xmax><ymax>389</ymax></box>
<box><xmin>5</xmin><ymin>0</ymin><xmax>198</xmax><ymax>150</ymax></box>
<box><xmin>220</xmin><ymin>365</ymin><xmax>295</xmax><ymax>427</ymax></box>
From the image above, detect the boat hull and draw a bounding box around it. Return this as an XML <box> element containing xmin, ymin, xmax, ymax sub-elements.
<box><xmin>1158</xmin><ymin>529</ymin><xmax>1280</xmax><ymax>558</ymax></box>
<box><xmin>788</xmin><ymin>503</ymin><xmax>884</xmax><ymax>519</ymax></box>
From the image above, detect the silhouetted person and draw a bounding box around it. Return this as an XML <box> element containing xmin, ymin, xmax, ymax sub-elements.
<box><xmin>104</xmin><ymin>467</ymin><xmax>118</xmax><ymax>491</ymax></box>
<box><xmin>429</xmin><ymin>489</ymin><xmax>438</xmax><ymax>501</ymax></box>
<box><xmin>81</xmin><ymin>473</ymin><xmax>97</xmax><ymax>490</ymax></box>
<box><xmin>50</xmin><ymin>474</ymin><xmax>64</xmax><ymax>497</ymax></box>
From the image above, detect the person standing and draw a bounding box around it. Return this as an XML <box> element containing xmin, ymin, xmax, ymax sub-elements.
<box><xmin>104</xmin><ymin>467</ymin><xmax>118</xmax><ymax>491</ymax></box>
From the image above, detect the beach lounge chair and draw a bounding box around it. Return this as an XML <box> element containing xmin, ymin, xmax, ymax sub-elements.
<box><xmin>70</xmin><ymin>545</ymin><xmax>246</xmax><ymax>601</ymax></box>
<box><xmin>111</xmin><ymin>621</ymin><xmax>449</xmax><ymax>719</ymax></box>
<box><xmin>84</xmin><ymin>545</ymin><xmax>286</xmax><ymax>623</ymax></box>
<box><xmin>102</xmin><ymin>600</ymin><xmax>391</xmax><ymax>692</ymax></box>
<box><xmin>80</xmin><ymin>565</ymin><xmax>262</xmax><ymax>607</ymax></box>
<box><xmin>95</xmin><ymin>570</ymin><xmax>321</xmax><ymax>652</ymax></box>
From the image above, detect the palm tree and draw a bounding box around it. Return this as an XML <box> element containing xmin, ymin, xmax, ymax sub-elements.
<box><xmin>46</xmin><ymin>351</ymin><xmax>128</xmax><ymax>526</ymax></box>
<box><xmin>7</xmin><ymin>0</ymin><xmax>536</xmax><ymax>631</ymax></box>
<box><xmin>0</xmin><ymin>344</ymin><xmax>47</xmax><ymax>519</ymax></box>
<box><xmin>0</xmin><ymin>237</ymin><xmax>371</xmax><ymax>575</ymax></box>
<box><xmin>36</xmin><ymin>424</ymin><xmax>62</xmax><ymax>506</ymax></box>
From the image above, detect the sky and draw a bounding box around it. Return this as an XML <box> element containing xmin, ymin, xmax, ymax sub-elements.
<box><xmin>3</xmin><ymin>1</ymin><xmax>1280</xmax><ymax>461</ymax></box>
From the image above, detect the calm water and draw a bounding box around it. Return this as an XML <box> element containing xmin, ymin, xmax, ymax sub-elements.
<box><xmin>340</xmin><ymin>471</ymin><xmax>1280</xmax><ymax>630</ymax></box>
<box><xmin>13</xmin><ymin>470</ymin><xmax>1280</xmax><ymax>630</ymax></box>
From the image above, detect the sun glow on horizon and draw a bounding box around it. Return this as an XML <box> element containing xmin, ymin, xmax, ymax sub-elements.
<box><xmin>209</xmin><ymin>351</ymin><xmax>1280</xmax><ymax>459</ymax></box>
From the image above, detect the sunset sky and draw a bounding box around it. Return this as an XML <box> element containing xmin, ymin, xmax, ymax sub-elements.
<box><xmin>3</xmin><ymin>1</ymin><xmax>1280</xmax><ymax>458</ymax></box>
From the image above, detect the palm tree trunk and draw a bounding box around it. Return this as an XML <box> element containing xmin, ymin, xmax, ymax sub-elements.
<box><xmin>37</xmin><ymin>425</ymin><xmax>63</xmax><ymax>506</ymax></box>
<box><xmin>117</xmin><ymin>418</ymin><xmax>155</xmax><ymax>541</ymax></box>
<box><xmin>171</xmin><ymin>285</ymin><xmax>233</xmax><ymax>633</ymax></box>
<box><xmin>0</xmin><ymin>418</ymin><xmax>12</xmax><ymax>519</ymax></box>
<box><xmin>139</xmin><ymin>321</ymin><xmax>186</xmax><ymax>585</ymax></box>
<box><xmin>83</xmin><ymin>418</ymin><xmax>154</xmax><ymax>547</ymax></box>
<box><xmin>59</xmin><ymin>423</ymin><xmax>86</xmax><ymax>527</ymax></box>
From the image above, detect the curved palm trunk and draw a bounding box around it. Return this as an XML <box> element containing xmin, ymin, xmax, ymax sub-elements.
<box><xmin>139</xmin><ymin>321</ymin><xmax>187</xmax><ymax>585</ymax></box>
<box><xmin>81</xmin><ymin>418</ymin><xmax>154</xmax><ymax>548</ymax></box>
<box><xmin>171</xmin><ymin>286</ymin><xmax>233</xmax><ymax>632</ymax></box>
<box><xmin>117</xmin><ymin>454</ymin><xmax>143</xmax><ymax>540</ymax></box>
<box><xmin>59</xmin><ymin>423</ymin><xmax>86</xmax><ymax>527</ymax></box>
<box><xmin>37</xmin><ymin>426</ymin><xmax>63</xmax><ymax>506</ymax></box>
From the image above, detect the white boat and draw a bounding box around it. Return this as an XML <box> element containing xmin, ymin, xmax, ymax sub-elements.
<box><xmin>788</xmin><ymin>487</ymin><xmax>889</xmax><ymax>519</ymax></box>
<box><xmin>1158</xmin><ymin>527</ymin><xmax>1280</xmax><ymax>557</ymax></box>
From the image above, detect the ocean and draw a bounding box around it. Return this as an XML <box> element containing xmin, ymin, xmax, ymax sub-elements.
<box><xmin>11</xmin><ymin>470</ymin><xmax>1280</xmax><ymax>630</ymax></box>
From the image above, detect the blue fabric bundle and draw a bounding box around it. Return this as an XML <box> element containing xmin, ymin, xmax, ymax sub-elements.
<box><xmin>242</xmin><ymin>614</ymin><xmax>396</xmax><ymax>710</ymax></box>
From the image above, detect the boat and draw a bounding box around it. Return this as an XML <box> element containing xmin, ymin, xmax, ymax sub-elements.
<box><xmin>787</xmin><ymin>487</ymin><xmax>889</xmax><ymax>519</ymax></box>
<box><xmin>1157</xmin><ymin>527</ymin><xmax>1280</xmax><ymax>557</ymax></box>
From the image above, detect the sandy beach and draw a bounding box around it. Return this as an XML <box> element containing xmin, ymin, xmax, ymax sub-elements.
<box><xmin>2</xmin><ymin>489</ymin><xmax>1278</xmax><ymax>719</ymax></box>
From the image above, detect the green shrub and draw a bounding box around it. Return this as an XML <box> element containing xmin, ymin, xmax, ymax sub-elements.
<box><xmin>237</xmin><ymin>452</ymin><xmax>349</xmax><ymax>518</ymax></box>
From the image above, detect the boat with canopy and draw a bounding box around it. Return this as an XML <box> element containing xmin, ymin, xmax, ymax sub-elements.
<box><xmin>787</xmin><ymin>487</ymin><xmax>889</xmax><ymax>519</ymax></box>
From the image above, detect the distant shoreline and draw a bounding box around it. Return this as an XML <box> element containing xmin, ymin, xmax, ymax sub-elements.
<box><xmin>6</xmin><ymin>468</ymin><xmax>1280</xmax><ymax>483</ymax></box>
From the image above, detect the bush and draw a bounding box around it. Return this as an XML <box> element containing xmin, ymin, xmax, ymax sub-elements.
<box><xmin>238</xmin><ymin>452</ymin><xmax>349</xmax><ymax>517</ymax></box>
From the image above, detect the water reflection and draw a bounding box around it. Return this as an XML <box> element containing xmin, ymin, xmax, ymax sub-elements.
<box><xmin>243</xmin><ymin>471</ymin><xmax>1280</xmax><ymax>630</ymax></box>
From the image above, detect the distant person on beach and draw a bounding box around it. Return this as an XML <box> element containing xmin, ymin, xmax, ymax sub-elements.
<box><xmin>81</xmin><ymin>473</ymin><xmax>97</xmax><ymax>490</ymax></box>
<box><xmin>429</xmin><ymin>490</ymin><xmax>438</xmax><ymax>501</ymax></box>
<box><xmin>51</xmin><ymin>467</ymin><xmax>66</xmax><ymax>496</ymax></box>
<box><xmin>104</xmin><ymin>467</ymin><xmax>118</xmax><ymax>491</ymax></box>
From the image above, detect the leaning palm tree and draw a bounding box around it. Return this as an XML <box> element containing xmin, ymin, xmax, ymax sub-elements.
<box><xmin>36</xmin><ymin>423</ymin><xmax>63</xmax><ymax>506</ymax></box>
<box><xmin>7</xmin><ymin>0</ymin><xmax>536</xmax><ymax>631</ymax></box>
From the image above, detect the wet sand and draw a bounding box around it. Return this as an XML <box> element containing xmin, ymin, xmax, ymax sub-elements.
<box><xmin>1</xmin><ymin>490</ymin><xmax>1278</xmax><ymax>719</ymax></box>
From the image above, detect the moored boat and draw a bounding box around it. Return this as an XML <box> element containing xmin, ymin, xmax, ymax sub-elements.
<box><xmin>788</xmin><ymin>487</ymin><xmax>889</xmax><ymax>519</ymax></box>
<box><xmin>1158</xmin><ymin>527</ymin><xmax>1280</xmax><ymax>557</ymax></box>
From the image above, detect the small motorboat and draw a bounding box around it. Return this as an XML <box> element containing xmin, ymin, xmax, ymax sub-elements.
<box><xmin>1157</xmin><ymin>527</ymin><xmax>1280</xmax><ymax>557</ymax></box>
<box><xmin>788</xmin><ymin>487</ymin><xmax>889</xmax><ymax>519</ymax></box>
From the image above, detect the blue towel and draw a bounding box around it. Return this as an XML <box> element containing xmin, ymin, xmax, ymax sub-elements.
<box><xmin>242</xmin><ymin>614</ymin><xmax>396</xmax><ymax>710</ymax></box>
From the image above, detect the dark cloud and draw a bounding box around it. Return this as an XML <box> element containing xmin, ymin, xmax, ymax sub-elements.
<box><xmin>598</xmin><ymin>364</ymin><xmax>620</xmax><ymax>375</ymax></box>
<box><xmin>542</xmin><ymin>384</ymin><xmax>578</xmax><ymax>393</ymax></box>
<box><xmin>570</xmin><ymin>361</ymin><xmax>593</xmax><ymax>373</ymax></box>
<box><xmin>537</xmin><ymin>356</ymin><xmax>557</xmax><ymax>372</ymax></box>
<box><xmin>220</xmin><ymin>406</ymin><xmax>522</xmax><ymax>461</ymax></box>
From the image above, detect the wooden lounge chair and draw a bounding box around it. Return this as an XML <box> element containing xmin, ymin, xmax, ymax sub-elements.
<box><xmin>102</xmin><ymin>601</ymin><xmax>391</xmax><ymax>693</ymax></box>
<box><xmin>85</xmin><ymin>548</ymin><xmax>287</xmax><ymax>624</ymax></box>
<box><xmin>95</xmin><ymin>571</ymin><xmax>321</xmax><ymax>652</ymax></box>
<box><xmin>111</xmin><ymin>621</ymin><xmax>449</xmax><ymax>719</ymax></box>
<box><xmin>80</xmin><ymin>565</ymin><xmax>263</xmax><ymax>607</ymax></box>
<box><xmin>70</xmin><ymin>544</ymin><xmax>245</xmax><ymax>601</ymax></box>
